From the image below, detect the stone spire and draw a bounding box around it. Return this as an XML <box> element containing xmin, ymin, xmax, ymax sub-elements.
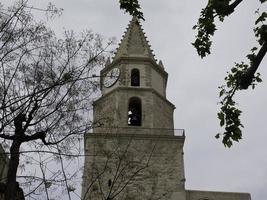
<box><xmin>113</xmin><ymin>17</ymin><xmax>156</xmax><ymax>62</ymax></box>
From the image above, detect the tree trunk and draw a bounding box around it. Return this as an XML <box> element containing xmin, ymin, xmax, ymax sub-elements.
<box><xmin>5</xmin><ymin>139</ymin><xmax>22</xmax><ymax>200</ymax></box>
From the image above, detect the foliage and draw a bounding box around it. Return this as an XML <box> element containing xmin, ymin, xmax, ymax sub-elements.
<box><xmin>217</xmin><ymin>63</ymin><xmax>262</xmax><ymax>147</ymax></box>
<box><xmin>192</xmin><ymin>0</ymin><xmax>267</xmax><ymax>147</ymax></box>
<box><xmin>119</xmin><ymin>0</ymin><xmax>144</xmax><ymax>20</ymax></box>
<box><xmin>192</xmin><ymin>0</ymin><xmax>240</xmax><ymax>58</ymax></box>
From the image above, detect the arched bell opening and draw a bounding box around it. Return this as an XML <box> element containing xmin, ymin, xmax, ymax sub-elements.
<box><xmin>131</xmin><ymin>68</ymin><xmax>140</xmax><ymax>86</ymax></box>
<box><xmin>128</xmin><ymin>97</ymin><xmax>142</xmax><ymax>126</ymax></box>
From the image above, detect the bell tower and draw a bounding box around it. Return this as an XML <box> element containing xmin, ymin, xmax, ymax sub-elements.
<box><xmin>82</xmin><ymin>18</ymin><xmax>186</xmax><ymax>200</ymax></box>
<box><xmin>94</xmin><ymin>17</ymin><xmax>174</xmax><ymax>131</ymax></box>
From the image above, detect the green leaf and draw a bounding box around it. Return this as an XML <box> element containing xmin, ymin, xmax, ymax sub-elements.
<box><xmin>192</xmin><ymin>25</ymin><xmax>198</xmax><ymax>30</ymax></box>
<box><xmin>247</xmin><ymin>53</ymin><xmax>256</xmax><ymax>61</ymax></box>
<box><xmin>230</xmin><ymin>67</ymin><xmax>238</xmax><ymax>73</ymax></box>
<box><xmin>219</xmin><ymin>88</ymin><xmax>225</xmax><ymax>97</ymax></box>
<box><xmin>225</xmin><ymin>140</ymin><xmax>233</xmax><ymax>148</ymax></box>
<box><xmin>217</xmin><ymin>112</ymin><xmax>225</xmax><ymax>126</ymax></box>
<box><xmin>119</xmin><ymin>0</ymin><xmax>144</xmax><ymax>20</ymax></box>
<box><xmin>255</xmin><ymin>12</ymin><xmax>267</xmax><ymax>25</ymax></box>
<box><xmin>255</xmin><ymin>76</ymin><xmax>262</xmax><ymax>82</ymax></box>
<box><xmin>251</xmin><ymin>47</ymin><xmax>258</xmax><ymax>52</ymax></box>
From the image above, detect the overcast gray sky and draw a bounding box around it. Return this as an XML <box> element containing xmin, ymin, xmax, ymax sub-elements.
<box><xmin>4</xmin><ymin>0</ymin><xmax>267</xmax><ymax>199</ymax></box>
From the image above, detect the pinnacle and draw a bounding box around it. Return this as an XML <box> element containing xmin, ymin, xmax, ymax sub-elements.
<box><xmin>158</xmin><ymin>60</ymin><xmax>164</xmax><ymax>69</ymax></box>
<box><xmin>112</xmin><ymin>17</ymin><xmax>157</xmax><ymax>62</ymax></box>
<box><xmin>105</xmin><ymin>57</ymin><xmax>111</xmax><ymax>66</ymax></box>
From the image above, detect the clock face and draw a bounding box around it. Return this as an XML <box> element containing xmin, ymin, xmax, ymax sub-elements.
<box><xmin>103</xmin><ymin>67</ymin><xmax>120</xmax><ymax>88</ymax></box>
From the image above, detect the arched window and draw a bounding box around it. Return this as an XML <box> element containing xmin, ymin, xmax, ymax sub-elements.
<box><xmin>131</xmin><ymin>69</ymin><xmax>140</xmax><ymax>86</ymax></box>
<box><xmin>128</xmin><ymin>97</ymin><xmax>142</xmax><ymax>126</ymax></box>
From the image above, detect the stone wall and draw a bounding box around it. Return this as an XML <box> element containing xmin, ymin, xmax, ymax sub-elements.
<box><xmin>93</xmin><ymin>88</ymin><xmax>174</xmax><ymax>131</ymax></box>
<box><xmin>101</xmin><ymin>59</ymin><xmax>168</xmax><ymax>101</ymax></box>
<box><xmin>82</xmin><ymin>133</ymin><xmax>185</xmax><ymax>200</ymax></box>
<box><xmin>152</xmin><ymin>91</ymin><xmax>174</xmax><ymax>129</ymax></box>
<box><xmin>186</xmin><ymin>190</ymin><xmax>251</xmax><ymax>200</ymax></box>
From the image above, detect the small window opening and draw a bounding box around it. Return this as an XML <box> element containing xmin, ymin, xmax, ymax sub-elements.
<box><xmin>128</xmin><ymin>97</ymin><xmax>141</xmax><ymax>126</ymax></box>
<box><xmin>131</xmin><ymin>69</ymin><xmax>140</xmax><ymax>86</ymax></box>
<box><xmin>108</xmin><ymin>179</ymin><xmax>112</xmax><ymax>187</ymax></box>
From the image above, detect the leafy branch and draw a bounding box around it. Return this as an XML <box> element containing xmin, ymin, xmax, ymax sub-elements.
<box><xmin>217</xmin><ymin>62</ymin><xmax>262</xmax><ymax>147</ymax></box>
<box><xmin>193</xmin><ymin>0</ymin><xmax>267</xmax><ymax>147</ymax></box>
<box><xmin>119</xmin><ymin>0</ymin><xmax>144</xmax><ymax>20</ymax></box>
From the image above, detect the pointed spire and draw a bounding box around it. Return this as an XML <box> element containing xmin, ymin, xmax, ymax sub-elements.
<box><xmin>158</xmin><ymin>60</ymin><xmax>164</xmax><ymax>69</ymax></box>
<box><xmin>105</xmin><ymin>57</ymin><xmax>111</xmax><ymax>66</ymax></box>
<box><xmin>113</xmin><ymin>17</ymin><xmax>156</xmax><ymax>62</ymax></box>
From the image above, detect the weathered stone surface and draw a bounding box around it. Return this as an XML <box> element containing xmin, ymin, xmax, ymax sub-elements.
<box><xmin>186</xmin><ymin>190</ymin><xmax>251</xmax><ymax>200</ymax></box>
<box><xmin>100</xmin><ymin>60</ymin><xmax>168</xmax><ymax>98</ymax></box>
<box><xmin>94</xmin><ymin>87</ymin><xmax>174</xmax><ymax>130</ymax></box>
<box><xmin>82</xmin><ymin>133</ymin><xmax>185</xmax><ymax>200</ymax></box>
<box><xmin>113</xmin><ymin>17</ymin><xmax>156</xmax><ymax>62</ymax></box>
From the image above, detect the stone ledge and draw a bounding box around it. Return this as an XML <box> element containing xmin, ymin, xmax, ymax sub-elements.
<box><xmin>186</xmin><ymin>189</ymin><xmax>251</xmax><ymax>200</ymax></box>
<box><xmin>85</xmin><ymin>132</ymin><xmax>185</xmax><ymax>142</ymax></box>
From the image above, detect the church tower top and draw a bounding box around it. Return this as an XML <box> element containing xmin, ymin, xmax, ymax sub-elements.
<box><xmin>112</xmin><ymin>17</ymin><xmax>157</xmax><ymax>62</ymax></box>
<box><xmin>94</xmin><ymin>17</ymin><xmax>175</xmax><ymax>130</ymax></box>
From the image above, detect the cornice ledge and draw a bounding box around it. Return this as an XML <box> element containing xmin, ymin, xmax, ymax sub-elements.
<box><xmin>86</xmin><ymin>132</ymin><xmax>185</xmax><ymax>142</ymax></box>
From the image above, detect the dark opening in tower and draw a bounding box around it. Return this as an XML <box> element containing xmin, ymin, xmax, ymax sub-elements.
<box><xmin>131</xmin><ymin>68</ymin><xmax>140</xmax><ymax>86</ymax></box>
<box><xmin>128</xmin><ymin>97</ymin><xmax>142</xmax><ymax>126</ymax></box>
